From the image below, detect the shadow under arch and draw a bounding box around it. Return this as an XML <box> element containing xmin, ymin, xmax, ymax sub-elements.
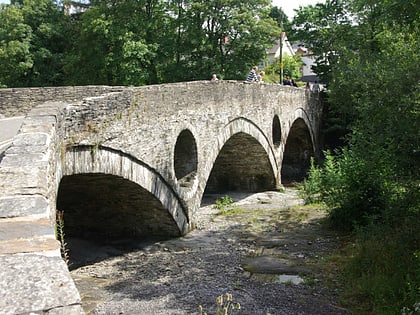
<box><xmin>281</xmin><ymin>116</ymin><xmax>314</xmax><ymax>185</ymax></box>
<box><xmin>58</xmin><ymin>145</ymin><xmax>189</xmax><ymax>241</ymax></box>
<box><xmin>174</xmin><ymin>129</ymin><xmax>198</xmax><ymax>188</ymax></box>
<box><xmin>201</xmin><ymin>117</ymin><xmax>278</xmax><ymax>197</ymax></box>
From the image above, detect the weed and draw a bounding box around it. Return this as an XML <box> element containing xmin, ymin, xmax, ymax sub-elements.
<box><xmin>214</xmin><ymin>195</ymin><xmax>233</xmax><ymax>210</ymax></box>
<box><xmin>199</xmin><ymin>292</ymin><xmax>241</xmax><ymax>315</ymax></box>
<box><xmin>56</xmin><ymin>210</ymin><xmax>70</xmax><ymax>265</ymax></box>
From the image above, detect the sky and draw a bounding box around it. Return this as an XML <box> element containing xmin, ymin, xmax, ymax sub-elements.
<box><xmin>272</xmin><ymin>0</ymin><xmax>325</xmax><ymax>18</ymax></box>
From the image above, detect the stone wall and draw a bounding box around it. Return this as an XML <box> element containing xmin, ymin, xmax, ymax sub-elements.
<box><xmin>59</xmin><ymin>81</ymin><xmax>322</xmax><ymax>237</ymax></box>
<box><xmin>0</xmin><ymin>101</ymin><xmax>83</xmax><ymax>314</ymax></box>
<box><xmin>0</xmin><ymin>86</ymin><xmax>125</xmax><ymax>117</ymax></box>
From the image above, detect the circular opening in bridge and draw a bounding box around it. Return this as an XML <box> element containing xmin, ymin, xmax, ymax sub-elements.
<box><xmin>281</xmin><ymin>118</ymin><xmax>314</xmax><ymax>186</ymax></box>
<box><xmin>174</xmin><ymin>129</ymin><xmax>197</xmax><ymax>187</ymax></box>
<box><xmin>272</xmin><ymin>115</ymin><xmax>281</xmax><ymax>147</ymax></box>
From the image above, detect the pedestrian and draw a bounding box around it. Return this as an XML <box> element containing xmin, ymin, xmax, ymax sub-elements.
<box><xmin>257</xmin><ymin>70</ymin><xmax>265</xmax><ymax>83</ymax></box>
<box><xmin>245</xmin><ymin>66</ymin><xmax>258</xmax><ymax>83</ymax></box>
<box><xmin>211</xmin><ymin>74</ymin><xmax>218</xmax><ymax>81</ymax></box>
<box><xmin>283</xmin><ymin>76</ymin><xmax>291</xmax><ymax>86</ymax></box>
<box><xmin>312</xmin><ymin>81</ymin><xmax>320</xmax><ymax>93</ymax></box>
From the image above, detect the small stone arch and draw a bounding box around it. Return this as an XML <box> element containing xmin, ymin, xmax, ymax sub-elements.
<box><xmin>174</xmin><ymin>129</ymin><xmax>198</xmax><ymax>188</ymax></box>
<box><xmin>59</xmin><ymin>145</ymin><xmax>190</xmax><ymax>238</ymax></box>
<box><xmin>201</xmin><ymin>118</ymin><xmax>278</xmax><ymax>195</ymax></box>
<box><xmin>272</xmin><ymin>114</ymin><xmax>281</xmax><ymax>147</ymax></box>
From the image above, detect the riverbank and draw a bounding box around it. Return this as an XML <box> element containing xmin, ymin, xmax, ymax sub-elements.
<box><xmin>69</xmin><ymin>189</ymin><xmax>350</xmax><ymax>314</ymax></box>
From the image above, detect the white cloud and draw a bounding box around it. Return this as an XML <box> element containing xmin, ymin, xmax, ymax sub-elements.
<box><xmin>271</xmin><ymin>0</ymin><xmax>325</xmax><ymax>19</ymax></box>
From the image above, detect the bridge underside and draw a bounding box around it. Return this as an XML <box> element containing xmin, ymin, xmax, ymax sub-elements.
<box><xmin>204</xmin><ymin>132</ymin><xmax>276</xmax><ymax>193</ymax></box>
<box><xmin>281</xmin><ymin>118</ymin><xmax>314</xmax><ymax>185</ymax></box>
<box><xmin>57</xmin><ymin>174</ymin><xmax>181</xmax><ymax>241</ymax></box>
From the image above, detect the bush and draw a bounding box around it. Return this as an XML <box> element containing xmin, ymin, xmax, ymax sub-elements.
<box><xmin>303</xmin><ymin>149</ymin><xmax>390</xmax><ymax>230</ymax></box>
<box><xmin>303</xmin><ymin>149</ymin><xmax>420</xmax><ymax>313</ymax></box>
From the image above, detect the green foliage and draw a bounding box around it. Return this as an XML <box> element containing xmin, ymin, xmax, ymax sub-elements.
<box><xmin>342</xmin><ymin>212</ymin><xmax>420</xmax><ymax>314</ymax></box>
<box><xmin>300</xmin><ymin>0</ymin><xmax>420</xmax><ymax>312</ymax></box>
<box><xmin>262</xmin><ymin>54</ymin><xmax>302</xmax><ymax>83</ymax></box>
<box><xmin>0</xmin><ymin>4</ymin><xmax>33</xmax><ymax>87</ymax></box>
<box><xmin>290</xmin><ymin>0</ymin><xmax>354</xmax><ymax>86</ymax></box>
<box><xmin>0</xmin><ymin>0</ymin><xmax>282</xmax><ymax>86</ymax></box>
<box><xmin>303</xmin><ymin>149</ymin><xmax>389</xmax><ymax>229</ymax></box>
<box><xmin>0</xmin><ymin>0</ymin><xmax>73</xmax><ymax>87</ymax></box>
<box><xmin>214</xmin><ymin>195</ymin><xmax>234</xmax><ymax>211</ymax></box>
<box><xmin>163</xmin><ymin>0</ymin><xmax>279</xmax><ymax>82</ymax></box>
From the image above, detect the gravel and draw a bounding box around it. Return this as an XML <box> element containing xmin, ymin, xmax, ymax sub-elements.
<box><xmin>70</xmin><ymin>189</ymin><xmax>351</xmax><ymax>315</ymax></box>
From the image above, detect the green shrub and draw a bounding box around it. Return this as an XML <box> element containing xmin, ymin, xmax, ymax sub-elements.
<box><xmin>214</xmin><ymin>195</ymin><xmax>234</xmax><ymax>210</ymax></box>
<box><xmin>303</xmin><ymin>149</ymin><xmax>393</xmax><ymax>230</ymax></box>
<box><xmin>342</xmin><ymin>211</ymin><xmax>420</xmax><ymax>314</ymax></box>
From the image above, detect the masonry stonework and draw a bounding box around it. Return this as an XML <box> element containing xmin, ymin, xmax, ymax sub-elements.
<box><xmin>0</xmin><ymin>81</ymin><xmax>323</xmax><ymax>314</ymax></box>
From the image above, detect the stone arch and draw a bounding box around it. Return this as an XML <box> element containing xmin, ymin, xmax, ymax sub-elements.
<box><xmin>281</xmin><ymin>116</ymin><xmax>314</xmax><ymax>185</ymax></box>
<box><xmin>289</xmin><ymin>107</ymin><xmax>316</xmax><ymax>151</ymax></box>
<box><xmin>272</xmin><ymin>114</ymin><xmax>281</xmax><ymax>147</ymax></box>
<box><xmin>174</xmin><ymin>129</ymin><xmax>198</xmax><ymax>188</ymax></box>
<box><xmin>202</xmin><ymin>118</ymin><xmax>278</xmax><ymax>194</ymax></box>
<box><xmin>58</xmin><ymin>145</ymin><xmax>190</xmax><ymax>238</ymax></box>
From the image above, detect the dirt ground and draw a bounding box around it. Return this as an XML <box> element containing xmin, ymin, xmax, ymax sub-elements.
<box><xmin>69</xmin><ymin>189</ymin><xmax>351</xmax><ymax>315</ymax></box>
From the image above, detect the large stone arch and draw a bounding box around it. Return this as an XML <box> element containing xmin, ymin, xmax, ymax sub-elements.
<box><xmin>287</xmin><ymin>107</ymin><xmax>317</xmax><ymax>152</ymax></box>
<box><xmin>200</xmin><ymin>117</ymin><xmax>278</xmax><ymax>196</ymax></box>
<box><xmin>59</xmin><ymin>145</ymin><xmax>190</xmax><ymax>238</ymax></box>
<box><xmin>281</xmin><ymin>112</ymin><xmax>315</xmax><ymax>185</ymax></box>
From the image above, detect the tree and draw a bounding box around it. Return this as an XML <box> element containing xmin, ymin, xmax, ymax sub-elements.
<box><xmin>301</xmin><ymin>1</ymin><xmax>420</xmax><ymax>310</ymax></box>
<box><xmin>262</xmin><ymin>54</ymin><xmax>302</xmax><ymax>84</ymax></box>
<box><xmin>162</xmin><ymin>0</ymin><xmax>280</xmax><ymax>81</ymax></box>
<box><xmin>0</xmin><ymin>4</ymin><xmax>33</xmax><ymax>87</ymax></box>
<box><xmin>0</xmin><ymin>0</ymin><xmax>73</xmax><ymax>87</ymax></box>
<box><xmin>290</xmin><ymin>0</ymin><xmax>353</xmax><ymax>86</ymax></box>
<box><xmin>65</xmin><ymin>0</ymin><xmax>166</xmax><ymax>85</ymax></box>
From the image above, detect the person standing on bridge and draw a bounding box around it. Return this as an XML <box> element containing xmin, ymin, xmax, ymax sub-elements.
<box><xmin>245</xmin><ymin>66</ymin><xmax>258</xmax><ymax>83</ymax></box>
<box><xmin>257</xmin><ymin>70</ymin><xmax>265</xmax><ymax>83</ymax></box>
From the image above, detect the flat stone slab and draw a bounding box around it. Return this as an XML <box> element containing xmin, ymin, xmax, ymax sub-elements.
<box><xmin>0</xmin><ymin>195</ymin><xmax>48</xmax><ymax>218</ymax></box>
<box><xmin>278</xmin><ymin>274</ymin><xmax>305</xmax><ymax>285</ymax></box>
<box><xmin>0</xmin><ymin>218</ymin><xmax>55</xmax><ymax>241</ymax></box>
<box><xmin>0</xmin><ymin>236</ymin><xmax>60</xmax><ymax>255</ymax></box>
<box><xmin>242</xmin><ymin>255</ymin><xmax>307</xmax><ymax>274</ymax></box>
<box><xmin>0</xmin><ymin>167</ymin><xmax>48</xmax><ymax>196</ymax></box>
<box><xmin>0</xmin><ymin>254</ymin><xmax>82</xmax><ymax>315</ymax></box>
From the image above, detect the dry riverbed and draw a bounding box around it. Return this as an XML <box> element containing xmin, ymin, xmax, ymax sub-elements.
<box><xmin>69</xmin><ymin>189</ymin><xmax>351</xmax><ymax>315</ymax></box>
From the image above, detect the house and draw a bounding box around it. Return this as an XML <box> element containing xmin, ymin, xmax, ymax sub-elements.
<box><xmin>64</xmin><ymin>0</ymin><xmax>90</xmax><ymax>15</ymax></box>
<box><xmin>260</xmin><ymin>32</ymin><xmax>294</xmax><ymax>68</ymax></box>
<box><xmin>293</xmin><ymin>44</ymin><xmax>321</xmax><ymax>83</ymax></box>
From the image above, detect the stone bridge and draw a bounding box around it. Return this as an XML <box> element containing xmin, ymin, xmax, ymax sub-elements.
<box><xmin>0</xmin><ymin>81</ymin><xmax>323</xmax><ymax>314</ymax></box>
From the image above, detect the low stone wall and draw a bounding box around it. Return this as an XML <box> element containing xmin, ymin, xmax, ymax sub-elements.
<box><xmin>0</xmin><ymin>86</ymin><xmax>125</xmax><ymax>117</ymax></box>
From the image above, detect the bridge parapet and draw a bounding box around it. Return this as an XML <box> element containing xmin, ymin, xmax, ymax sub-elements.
<box><xmin>0</xmin><ymin>85</ymin><xmax>125</xmax><ymax>118</ymax></box>
<box><xmin>0</xmin><ymin>101</ymin><xmax>83</xmax><ymax>314</ymax></box>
